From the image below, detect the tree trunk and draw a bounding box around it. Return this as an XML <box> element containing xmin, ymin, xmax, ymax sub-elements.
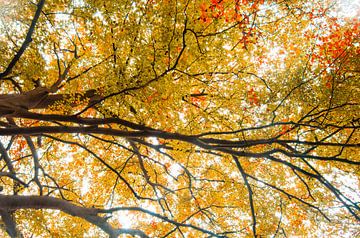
<box><xmin>0</xmin><ymin>195</ymin><xmax>118</xmax><ymax>237</ymax></box>
<box><xmin>0</xmin><ymin>88</ymin><xmax>101</xmax><ymax>116</ymax></box>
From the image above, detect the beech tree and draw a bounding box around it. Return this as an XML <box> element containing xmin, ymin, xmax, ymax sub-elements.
<box><xmin>0</xmin><ymin>0</ymin><xmax>359</xmax><ymax>237</ymax></box>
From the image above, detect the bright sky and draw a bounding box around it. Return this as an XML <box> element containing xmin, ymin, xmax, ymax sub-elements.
<box><xmin>336</xmin><ymin>0</ymin><xmax>360</xmax><ymax>18</ymax></box>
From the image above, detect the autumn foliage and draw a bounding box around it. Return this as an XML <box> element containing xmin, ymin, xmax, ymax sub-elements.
<box><xmin>0</xmin><ymin>0</ymin><xmax>359</xmax><ymax>237</ymax></box>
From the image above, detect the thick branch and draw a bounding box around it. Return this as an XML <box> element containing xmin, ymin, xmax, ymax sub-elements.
<box><xmin>0</xmin><ymin>195</ymin><xmax>146</xmax><ymax>238</ymax></box>
<box><xmin>0</xmin><ymin>209</ymin><xmax>18</xmax><ymax>238</ymax></box>
<box><xmin>0</xmin><ymin>126</ymin><xmax>358</xmax><ymax>167</ymax></box>
<box><xmin>0</xmin><ymin>88</ymin><xmax>102</xmax><ymax>117</ymax></box>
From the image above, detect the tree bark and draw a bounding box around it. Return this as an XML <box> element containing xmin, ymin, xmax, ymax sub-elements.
<box><xmin>0</xmin><ymin>195</ymin><xmax>118</xmax><ymax>237</ymax></box>
<box><xmin>0</xmin><ymin>88</ymin><xmax>102</xmax><ymax>116</ymax></box>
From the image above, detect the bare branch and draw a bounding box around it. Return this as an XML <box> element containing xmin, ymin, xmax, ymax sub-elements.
<box><xmin>0</xmin><ymin>0</ymin><xmax>46</xmax><ymax>79</ymax></box>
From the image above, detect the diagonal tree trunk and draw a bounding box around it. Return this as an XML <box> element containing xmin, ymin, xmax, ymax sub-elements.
<box><xmin>0</xmin><ymin>195</ymin><xmax>149</xmax><ymax>238</ymax></box>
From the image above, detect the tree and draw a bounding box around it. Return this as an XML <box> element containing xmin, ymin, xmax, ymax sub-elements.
<box><xmin>0</xmin><ymin>0</ymin><xmax>359</xmax><ymax>237</ymax></box>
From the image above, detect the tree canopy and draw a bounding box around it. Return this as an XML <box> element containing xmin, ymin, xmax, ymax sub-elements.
<box><xmin>0</xmin><ymin>0</ymin><xmax>359</xmax><ymax>237</ymax></box>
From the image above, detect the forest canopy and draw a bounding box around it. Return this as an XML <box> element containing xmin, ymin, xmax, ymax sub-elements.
<box><xmin>0</xmin><ymin>0</ymin><xmax>359</xmax><ymax>237</ymax></box>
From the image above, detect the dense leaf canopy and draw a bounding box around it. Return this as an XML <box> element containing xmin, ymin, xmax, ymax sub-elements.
<box><xmin>0</xmin><ymin>0</ymin><xmax>359</xmax><ymax>237</ymax></box>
